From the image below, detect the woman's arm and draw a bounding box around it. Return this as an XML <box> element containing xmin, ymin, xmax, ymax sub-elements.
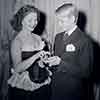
<box><xmin>11</xmin><ymin>38</ymin><xmax>44</xmax><ymax>73</ymax></box>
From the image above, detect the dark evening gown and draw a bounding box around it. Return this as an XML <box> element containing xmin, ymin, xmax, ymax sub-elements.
<box><xmin>8</xmin><ymin>40</ymin><xmax>51</xmax><ymax>100</ymax></box>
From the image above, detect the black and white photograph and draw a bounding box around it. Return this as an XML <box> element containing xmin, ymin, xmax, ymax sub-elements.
<box><xmin>0</xmin><ymin>0</ymin><xmax>100</xmax><ymax>100</ymax></box>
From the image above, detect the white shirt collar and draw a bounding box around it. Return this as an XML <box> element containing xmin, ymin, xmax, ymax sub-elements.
<box><xmin>65</xmin><ymin>25</ymin><xmax>77</xmax><ymax>36</ymax></box>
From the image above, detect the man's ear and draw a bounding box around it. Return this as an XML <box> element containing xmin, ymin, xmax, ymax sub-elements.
<box><xmin>22</xmin><ymin>20</ymin><xmax>24</xmax><ymax>26</ymax></box>
<box><xmin>72</xmin><ymin>15</ymin><xmax>75</xmax><ymax>23</ymax></box>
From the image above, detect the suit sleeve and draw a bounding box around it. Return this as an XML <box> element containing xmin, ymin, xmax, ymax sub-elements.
<box><xmin>57</xmin><ymin>40</ymin><xmax>94</xmax><ymax>79</ymax></box>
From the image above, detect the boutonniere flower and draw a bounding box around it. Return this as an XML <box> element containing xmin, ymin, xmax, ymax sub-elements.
<box><xmin>66</xmin><ymin>44</ymin><xmax>76</xmax><ymax>52</ymax></box>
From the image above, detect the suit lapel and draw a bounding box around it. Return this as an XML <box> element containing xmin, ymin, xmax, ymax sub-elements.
<box><xmin>63</xmin><ymin>27</ymin><xmax>82</xmax><ymax>45</ymax></box>
<box><xmin>55</xmin><ymin>28</ymin><xmax>82</xmax><ymax>56</ymax></box>
<box><xmin>55</xmin><ymin>32</ymin><xmax>65</xmax><ymax>56</ymax></box>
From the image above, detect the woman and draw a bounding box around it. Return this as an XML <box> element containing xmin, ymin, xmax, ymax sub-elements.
<box><xmin>8</xmin><ymin>5</ymin><xmax>51</xmax><ymax>100</ymax></box>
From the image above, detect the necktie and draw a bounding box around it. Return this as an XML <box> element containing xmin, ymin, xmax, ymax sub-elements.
<box><xmin>63</xmin><ymin>32</ymin><xmax>68</xmax><ymax>42</ymax></box>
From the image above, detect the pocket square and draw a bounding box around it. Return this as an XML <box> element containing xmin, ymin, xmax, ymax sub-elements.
<box><xmin>66</xmin><ymin>44</ymin><xmax>76</xmax><ymax>52</ymax></box>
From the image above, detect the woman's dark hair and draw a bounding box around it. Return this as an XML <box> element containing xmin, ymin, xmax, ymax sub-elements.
<box><xmin>10</xmin><ymin>5</ymin><xmax>40</xmax><ymax>32</ymax></box>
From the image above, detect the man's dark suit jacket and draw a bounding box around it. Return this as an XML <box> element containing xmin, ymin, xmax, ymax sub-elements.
<box><xmin>50</xmin><ymin>28</ymin><xmax>94</xmax><ymax>100</ymax></box>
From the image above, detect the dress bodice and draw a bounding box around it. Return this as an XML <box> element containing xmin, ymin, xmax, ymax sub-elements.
<box><xmin>21</xmin><ymin>40</ymin><xmax>50</xmax><ymax>83</ymax></box>
<box><xmin>8</xmin><ymin>40</ymin><xmax>51</xmax><ymax>91</ymax></box>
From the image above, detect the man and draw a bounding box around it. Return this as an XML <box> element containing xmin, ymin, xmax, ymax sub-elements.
<box><xmin>45</xmin><ymin>3</ymin><xmax>94</xmax><ymax>100</ymax></box>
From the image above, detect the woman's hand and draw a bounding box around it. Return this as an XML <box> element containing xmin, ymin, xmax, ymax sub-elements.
<box><xmin>44</xmin><ymin>56</ymin><xmax>61</xmax><ymax>67</ymax></box>
<box><xmin>36</xmin><ymin>51</ymin><xmax>51</xmax><ymax>68</ymax></box>
<box><xmin>36</xmin><ymin>50</ymin><xmax>50</xmax><ymax>60</ymax></box>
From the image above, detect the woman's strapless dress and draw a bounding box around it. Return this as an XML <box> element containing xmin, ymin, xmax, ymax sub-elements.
<box><xmin>22</xmin><ymin>50</ymin><xmax>49</xmax><ymax>83</ymax></box>
<box><xmin>8</xmin><ymin>40</ymin><xmax>51</xmax><ymax>100</ymax></box>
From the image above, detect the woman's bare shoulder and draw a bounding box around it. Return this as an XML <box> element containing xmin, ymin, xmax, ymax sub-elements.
<box><xmin>11</xmin><ymin>33</ymin><xmax>22</xmax><ymax>48</ymax></box>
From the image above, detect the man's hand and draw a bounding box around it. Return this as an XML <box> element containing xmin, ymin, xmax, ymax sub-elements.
<box><xmin>44</xmin><ymin>56</ymin><xmax>61</xmax><ymax>67</ymax></box>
